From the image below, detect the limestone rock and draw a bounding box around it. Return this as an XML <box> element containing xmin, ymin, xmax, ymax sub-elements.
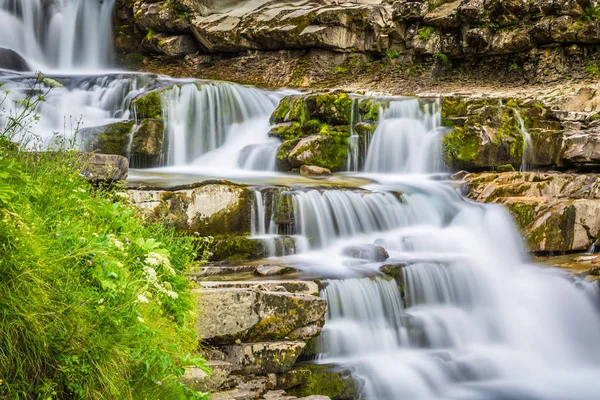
<box><xmin>80</xmin><ymin>121</ymin><xmax>135</xmax><ymax>157</ymax></box>
<box><xmin>83</xmin><ymin>153</ymin><xmax>129</xmax><ymax>182</ymax></box>
<box><xmin>182</xmin><ymin>361</ymin><xmax>234</xmax><ymax>392</ymax></box>
<box><xmin>194</xmin><ymin>284</ymin><xmax>327</xmax><ymax>343</ymax></box>
<box><xmin>392</xmin><ymin>0</ymin><xmax>428</xmax><ymax>21</ymax></box>
<box><xmin>220</xmin><ymin>341</ymin><xmax>306</xmax><ymax>375</ymax></box>
<box><xmin>127</xmin><ymin>182</ymin><xmax>252</xmax><ymax>235</ymax></box>
<box><xmin>0</xmin><ymin>47</ymin><xmax>30</xmax><ymax>71</ymax></box>
<box><xmin>129</xmin><ymin>119</ymin><xmax>165</xmax><ymax>167</ymax></box>
<box><xmin>490</xmin><ymin>28</ymin><xmax>533</xmax><ymax>54</ymax></box>
<box><xmin>463</xmin><ymin>172</ymin><xmax>600</xmax><ymax>252</ymax></box>
<box><xmin>133</xmin><ymin>1</ymin><xmax>190</xmax><ymax>32</ymax></box>
<box><xmin>144</xmin><ymin>33</ymin><xmax>199</xmax><ymax>56</ymax></box>
<box><xmin>342</xmin><ymin>244</ymin><xmax>390</xmax><ymax>262</ymax></box>
<box><xmin>423</xmin><ymin>0</ymin><xmax>462</xmax><ymax>29</ymax></box>
<box><xmin>300</xmin><ymin>165</ymin><xmax>332</xmax><ymax>176</ymax></box>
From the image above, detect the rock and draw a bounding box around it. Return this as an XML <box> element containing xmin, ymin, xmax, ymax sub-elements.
<box><xmin>285</xmin><ymin>364</ymin><xmax>360</xmax><ymax>400</ymax></box>
<box><xmin>80</xmin><ymin>121</ymin><xmax>135</xmax><ymax>157</ymax></box>
<box><xmin>133</xmin><ymin>1</ymin><xmax>190</xmax><ymax>33</ymax></box>
<box><xmin>393</xmin><ymin>0</ymin><xmax>428</xmax><ymax>21</ymax></box>
<box><xmin>131</xmin><ymin>88</ymin><xmax>168</xmax><ymax>119</ymax></box>
<box><xmin>129</xmin><ymin>119</ymin><xmax>166</xmax><ymax>167</ymax></box>
<box><xmin>182</xmin><ymin>361</ymin><xmax>234</xmax><ymax>392</ymax></box>
<box><xmin>127</xmin><ymin>182</ymin><xmax>252</xmax><ymax>235</ymax></box>
<box><xmin>272</xmin><ymin>92</ymin><xmax>353</xmax><ymax>126</ymax></box>
<box><xmin>219</xmin><ymin>341</ymin><xmax>306</xmax><ymax>375</ymax></box>
<box><xmin>0</xmin><ymin>47</ymin><xmax>30</xmax><ymax>71</ymax></box>
<box><xmin>342</xmin><ymin>244</ymin><xmax>389</xmax><ymax>262</ymax></box>
<box><xmin>490</xmin><ymin>28</ymin><xmax>533</xmax><ymax>54</ymax></box>
<box><xmin>463</xmin><ymin>172</ymin><xmax>600</xmax><ymax>252</ymax></box>
<box><xmin>458</xmin><ymin>0</ymin><xmax>490</xmax><ymax>25</ymax></box>
<box><xmin>208</xmin><ymin>235</ymin><xmax>297</xmax><ymax>262</ymax></box>
<box><xmin>423</xmin><ymin>0</ymin><xmax>462</xmax><ymax>29</ymax></box>
<box><xmin>198</xmin><ymin>280</ymin><xmax>320</xmax><ymax>296</ymax></box>
<box><xmin>82</xmin><ymin>153</ymin><xmax>129</xmax><ymax>182</ymax></box>
<box><xmin>281</xmin><ymin>133</ymin><xmax>350</xmax><ymax>172</ymax></box>
<box><xmin>255</xmin><ymin>265</ymin><xmax>299</xmax><ymax>277</ymax></box>
<box><xmin>144</xmin><ymin>33</ymin><xmax>199</xmax><ymax>56</ymax></box>
<box><xmin>210</xmin><ymin>376</ymin><xmax>269</xmax><ymax>400</ymax></box>
<box><xmin>194</xmin><ymin>283</ymin><xmax>326</xmax><ymax>343</ymax></box>
<box><xmin>300</xmin><ymin>165</ymin><xmax>332</xmax><ymax>176</ymax></box>
<box><xmin>562</xmin><ymin>128</ymin><xmax>600</xmax><ymax>167</ymax></box>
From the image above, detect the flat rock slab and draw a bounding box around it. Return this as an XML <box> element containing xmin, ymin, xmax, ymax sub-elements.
<box><xmin>198</xmin><ymin>280</ymin><xmax>319</xmax><ymax>295</ymax></box>
<box><xmin>182</xmin><ymin>361</ymin><xmax>233</xmax><ymax>392</ymax></box>
<box><xmin>194</xmin><ymin>283</ymin><xmax>326</xmax><ymax>343</ymax></box>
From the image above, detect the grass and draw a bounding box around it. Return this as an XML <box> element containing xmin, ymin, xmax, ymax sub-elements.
<box><xmin>418</xmin><ymin>26</ymin><xmax>435</xmax><ymax>40</ymax></box>
<box><xmin>0</xmin><ymin>75</ymin><xmax>210</xmax><ymax>399</ymax></box>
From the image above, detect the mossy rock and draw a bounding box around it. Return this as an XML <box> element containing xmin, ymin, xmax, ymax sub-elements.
<box><xmin>129</xmin><ymin>119</ymin><xmax>165</xmax><ymax>168</ymax></box>
<box><xmin>131</xmin><ymin>88</ymin><xmax>167</xmax><ymax>119</ymax></box>
<box><xmin>207</xmin><ymin>236</ymin><xmax>268</xmax><ymax>262</ymax></box>
<box><xmin>285</xmin><ymin>364</ymin><xmax>360</xmax><ymax>400</ymax></box>
<box><xmin>271</xmin><ymin>91</ymin><xmax>353</xmax><ymax>126</ymax></box>
<box><xmin>283</xmin><ymin>128</ymin><xmax>351</xmax><ymax>172</ymax></box>
<box><xmin>80</xmin><ymin>120</ymin><xmax>135</xmax><ymax>156</ymax></box>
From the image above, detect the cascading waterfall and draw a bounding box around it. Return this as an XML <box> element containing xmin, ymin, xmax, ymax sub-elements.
<box><xmin>364</xmin><ymin>99</ymin><xmax>445</xmax><ymax>174</ymax></box>
<box><xmin>0</xmin><ymin>0</ymin><xmax>115</xmax><ymax>70</ymax></box>
<box><xmin>159</xmin><ymin>82</ymin><xmax>281</xmax><ymax>168</ymax></box>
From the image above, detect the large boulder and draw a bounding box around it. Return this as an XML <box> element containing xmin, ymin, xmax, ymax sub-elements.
<box><xmin>194</xmin><ymin>281</ymin><xmax>327</xmax><ymax>344</ymax></box>
<box><xmin>127</xmin><ymin>182</ymin><xmax>252</xmax><ymax>235</ymax></box>
<box><xmin>219</xmin><ymin>341</ymin><xmax>307</xmax><ymax>375</ymax></box>
<box><xmin>0</xmin><ymin>48</ymin><xmax>30</xmax><ymax>71</ymax></box>
<box><xmin>80</xmin><ymin>120</ymin><xmax>135</xmax><ymax>157</ymax></box>
<box><xmin>82</xmin><ymin>153</ymin><xmax>129</xmax><ymax>182</ymax></box>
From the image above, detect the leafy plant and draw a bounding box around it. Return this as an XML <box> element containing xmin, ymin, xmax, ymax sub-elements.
<box><xmin>434</xmin><ymin>53</ymin><xmax>449</xmax><ymax>64</ymax></box>
<box><xmin>385</xmin><ymin>49</ymin><xmax>402</xmax><ymax>60</ymax></box>
<box><xmin>585</xmin><ymin>62</ymin><xmax>600</xmax><ymax>77</ymax></box>
<box><xmin>581</xmin><ymin>6</ymin><xmax>600</xmax><ymax>22</ymax></box>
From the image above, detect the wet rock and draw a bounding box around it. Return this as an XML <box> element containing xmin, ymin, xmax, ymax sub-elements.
<box><xmin>144</xmin><ymin>33</ymin><xmax>199</xmax><ymax>56</ymax></box>
<box><xmin>220</xmin><ymin>341</ymin><xmax>306</xmax><ymax>375</ymax></box>
<box><xmin>194</xmin><ymin>283</ymin><xmax>326</xmax><ymax>343</ymax></box>
<box><xmin>300</xmin><ymin>165</ymin><xmax>332</xmax><ymax>176</ymax></box>
<box><xmin>463</xmin><ymin>172</ymin><xmax>600</xmax><ymax>252</ymax></box>
<box><xmin>255</xmin><ymin>265</ymin><xmax>299</xmax><ymax>277</ymax></box>
<box><xmin>129</xmin><ymin>119</ymin><xmax>165</xmax><ymax>167</ymax></box>
<box><xmin>0</xmin><ymin>47</ymin><xmax>30</xmax><ymax>71</ymax></box>
<box><xmin>342</xmin><ymin>244</ymin><xmax>389</xmax><ymax>262</ymax></box>
<box><xmin>127</xmin><ymin>182</ymin><xmax>252</xmax><ymax>235</ymax></box>
<box><xmin>285</xmin><ymin>364</ymin><xmax>360</xmax><ymax>400</ymax></box>
<box><xmin>80</xmin><ymin>120</ymin><xmax>135</xmax><ymax>157</ymax></box>
<box><xmin>207</xmin><ymin>235</ymin><xmax>297</xmax><ymax>262</ymax></box>
<box><xmin>83</xmin><ymin>153</ymin><xmax>129</xmax><ymax>182</ymax></box>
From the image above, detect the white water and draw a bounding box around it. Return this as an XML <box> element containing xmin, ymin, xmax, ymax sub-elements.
<box><xmin>0</xmin><ymin>0</ymin><xmax>115</xmax><ymax>71</ymax></box>
<box><xmin>159</xmin><ymin>82</ymin><xmax>281</xmax><ymax>169</ymax></box>
<box><xmin>514</xmin><ymin>109</ymin><xmax>533</xmax><ymax>172</ymax></box>
<box><xmin>364</xmin><ymin>99</ymin><xmax>445</xmax><ymax>174</ymax></box>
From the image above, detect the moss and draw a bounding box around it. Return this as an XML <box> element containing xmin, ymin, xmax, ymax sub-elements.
<box><xmin>286</xmin><ymin>364</ymin><xmax>359</xmax><ymax>400</ymax></box>
<box><xmin>206</xmin><ymin>235</ymin><xmax>266</xmax><ymax>262</ymax></box>
<box><xmin>304</xmin><ymin>92</ymin><xmax>353</xmax><ymax>125</ymax></box>
<box><xmin>131</xmin><ymin>90</ymin><xmax>164</xmax><ymax>120</ymax></box>
<box><xmin>443</xmin><ymin>126</ymin><xmax>479</xmax><ymax>165</ymax></box>
<box><xmin>497</xmin><ymin>164</ymin><xmax>515</xmax><ymax>172</ymax></box>
<box><xmin>358</xmin><ymin>98</ymin><xmax>387</xmax><ymax>122</ymax></box>
<box><xmin>441</xmin><ymin>97</ymin><xmax>468</xmax><ymax>127</ymax></box>
<box><xmin>505</xmin><ymin>202</ymin><xmax>537</xmax><ymax>230</ymax></box>
<box><xmin>82</xmin><ymin>120</ymin><xmax>135</xmax><ymax>156</ymax></box>
<box><xmin>294</xmin><ymin>128</ymin><xmax>351</xmax><ymax>171</ymax></box>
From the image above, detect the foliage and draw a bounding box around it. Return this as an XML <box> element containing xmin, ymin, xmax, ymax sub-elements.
<box><xmin>418</xmin><ymin>26</ymin><xmax>435</xmax><ymax>40</ymax></box>
<box><xmin>385</xmin><ymin>49</ymin><xmax>402</xmax><ymax>60</ymax></box>
<box><xmin>581</xmin><ymin>6</ymin><xmax>600</xmax><ymax>22</ymax></box>
<box><xmin>434</xmin><ymin>53</ymin><xmax>449</xmax><ymax>64</ymax></box>
<box><xmin>585</xmin><ymin>62</ymin><xmax>600</xmax><ymax>77</ymax></box>
<box><xmin>0</xmin><ymin>75</ymin><xmax>210</xmax><ymax>399</ymax></box>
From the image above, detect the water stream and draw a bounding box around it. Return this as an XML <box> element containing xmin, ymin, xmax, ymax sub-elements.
<box><xmin>2</xmin><ymin>3</ymin><xmax>600</xmax><ymax>399</ymax></box>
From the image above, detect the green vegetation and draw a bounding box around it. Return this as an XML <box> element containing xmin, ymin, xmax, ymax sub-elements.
<box><xmin>434</xmin><ymin>53</ymin><xmax>449</xmax><ymax>64</ymax></box>
<box><xmin>418</xmin><ymin>26</ymin><xmax>435</xmax><ymax>40</ymax></box>
<box><xmin>581</xmin><ymin>6</ymin><xmax>600</xmax><ymax>22</ymax></box>
<box><xmin>385</xmin><ymin>49</ymin><xmax>402</xmax><ymax>60</ymax></box>
<box><xmin>585</xmin><ymin>62</ymin><xmax>600</xmax><ymax>77</ymax></box>
<box><xmin>0</xmin><ymin>76</ymin><xmax>209</xmax><ymax>399</ymax></box>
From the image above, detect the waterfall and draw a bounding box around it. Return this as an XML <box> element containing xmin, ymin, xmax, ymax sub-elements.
<box><xmin>159</xmin><ymin>82</ymin><xmax>280</xmax><ymax>168</ymax></box>
<box><xmin>0</xmin><ymin>0</ymin><xmax>115</xmax><ymax>70</ymax></box>
<box><xmin>364</xmin><ymin>99</ymin><xmax>445</xmax><ymax>174</ymax></box>
<box><xmin>513</xmin><ymin>109</ymin><xmax>533</xmax><ymax>172</ymax></box>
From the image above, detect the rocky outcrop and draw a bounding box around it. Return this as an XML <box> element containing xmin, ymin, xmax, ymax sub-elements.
<box><xmin>128</xmin><ymin>181</ymin><xmax>252</xmax><ymax>235</ymax></box>
<box><xmin>441</xmin><ymin>96</ymin><xmax>600</xmax><ymax>172</ymax></box>
<box><xmin>81</xmin><ymin>153</ymin><xmax>129</xmax><ymax>182</ymax></box>
<box><xmin>189</xmin><ymin>281</ymin><xmax>331</xmax><ymax>399</ymax></box>
<box><xmin>461</xmin><ymin>171</ymin><xmax>600</xmax><ymax>253</ymax></box>
<box><xmin>0</xmin><ymin>47</ymin><xmax>30</xmax><ymax>71</ymax></box>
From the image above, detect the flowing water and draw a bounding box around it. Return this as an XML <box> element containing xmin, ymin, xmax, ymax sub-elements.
<box><xmin>3</xmin><ymin>3</ymin><xmax>600</xmax><ymax>399</ymax></box>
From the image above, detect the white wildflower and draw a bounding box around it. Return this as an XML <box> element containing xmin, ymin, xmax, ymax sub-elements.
<box><xmin>145</xmin><ymin>252</ymin><xmax>174</xmax><ymax>275</ymax></box>
<box><xmin>137</xmin><ymin>316</ymin><xmax>145</xmax><ymax>323</ymax></box>
<box><xmin>98</xmin><ymin>298</ymin><xmax>104</xmax><ymax>304</ymax></box>
<box><xmin>143</xmin><ymin>266</ymin><xmax>158</xmax><ymax>283</ymax></box>
<box><xmin>137</xmin><ymin>294</ymin><xmax>149</xmax><ymax>303</ymax></box>
<box><xmin>108</xmin><ymin>235</ymin><xmax>125</xmax><ymax>252</ymax></box>
<box><xmin>165</xmin><ymin>290</ymin><xmax>179</xmax><ymax>300</ymax></box>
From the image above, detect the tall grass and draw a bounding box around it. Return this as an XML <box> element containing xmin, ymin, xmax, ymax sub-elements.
<box><xmin>0</xmin><ymin>75</ymin><xmax>209</xmax><ymax>399</ymax></box>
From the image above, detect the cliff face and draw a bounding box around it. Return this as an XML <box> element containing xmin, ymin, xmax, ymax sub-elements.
<box><xmin>115</xmin><ymin>0</ymin><xmax>600</xmax><ymax>90</ymax></box>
